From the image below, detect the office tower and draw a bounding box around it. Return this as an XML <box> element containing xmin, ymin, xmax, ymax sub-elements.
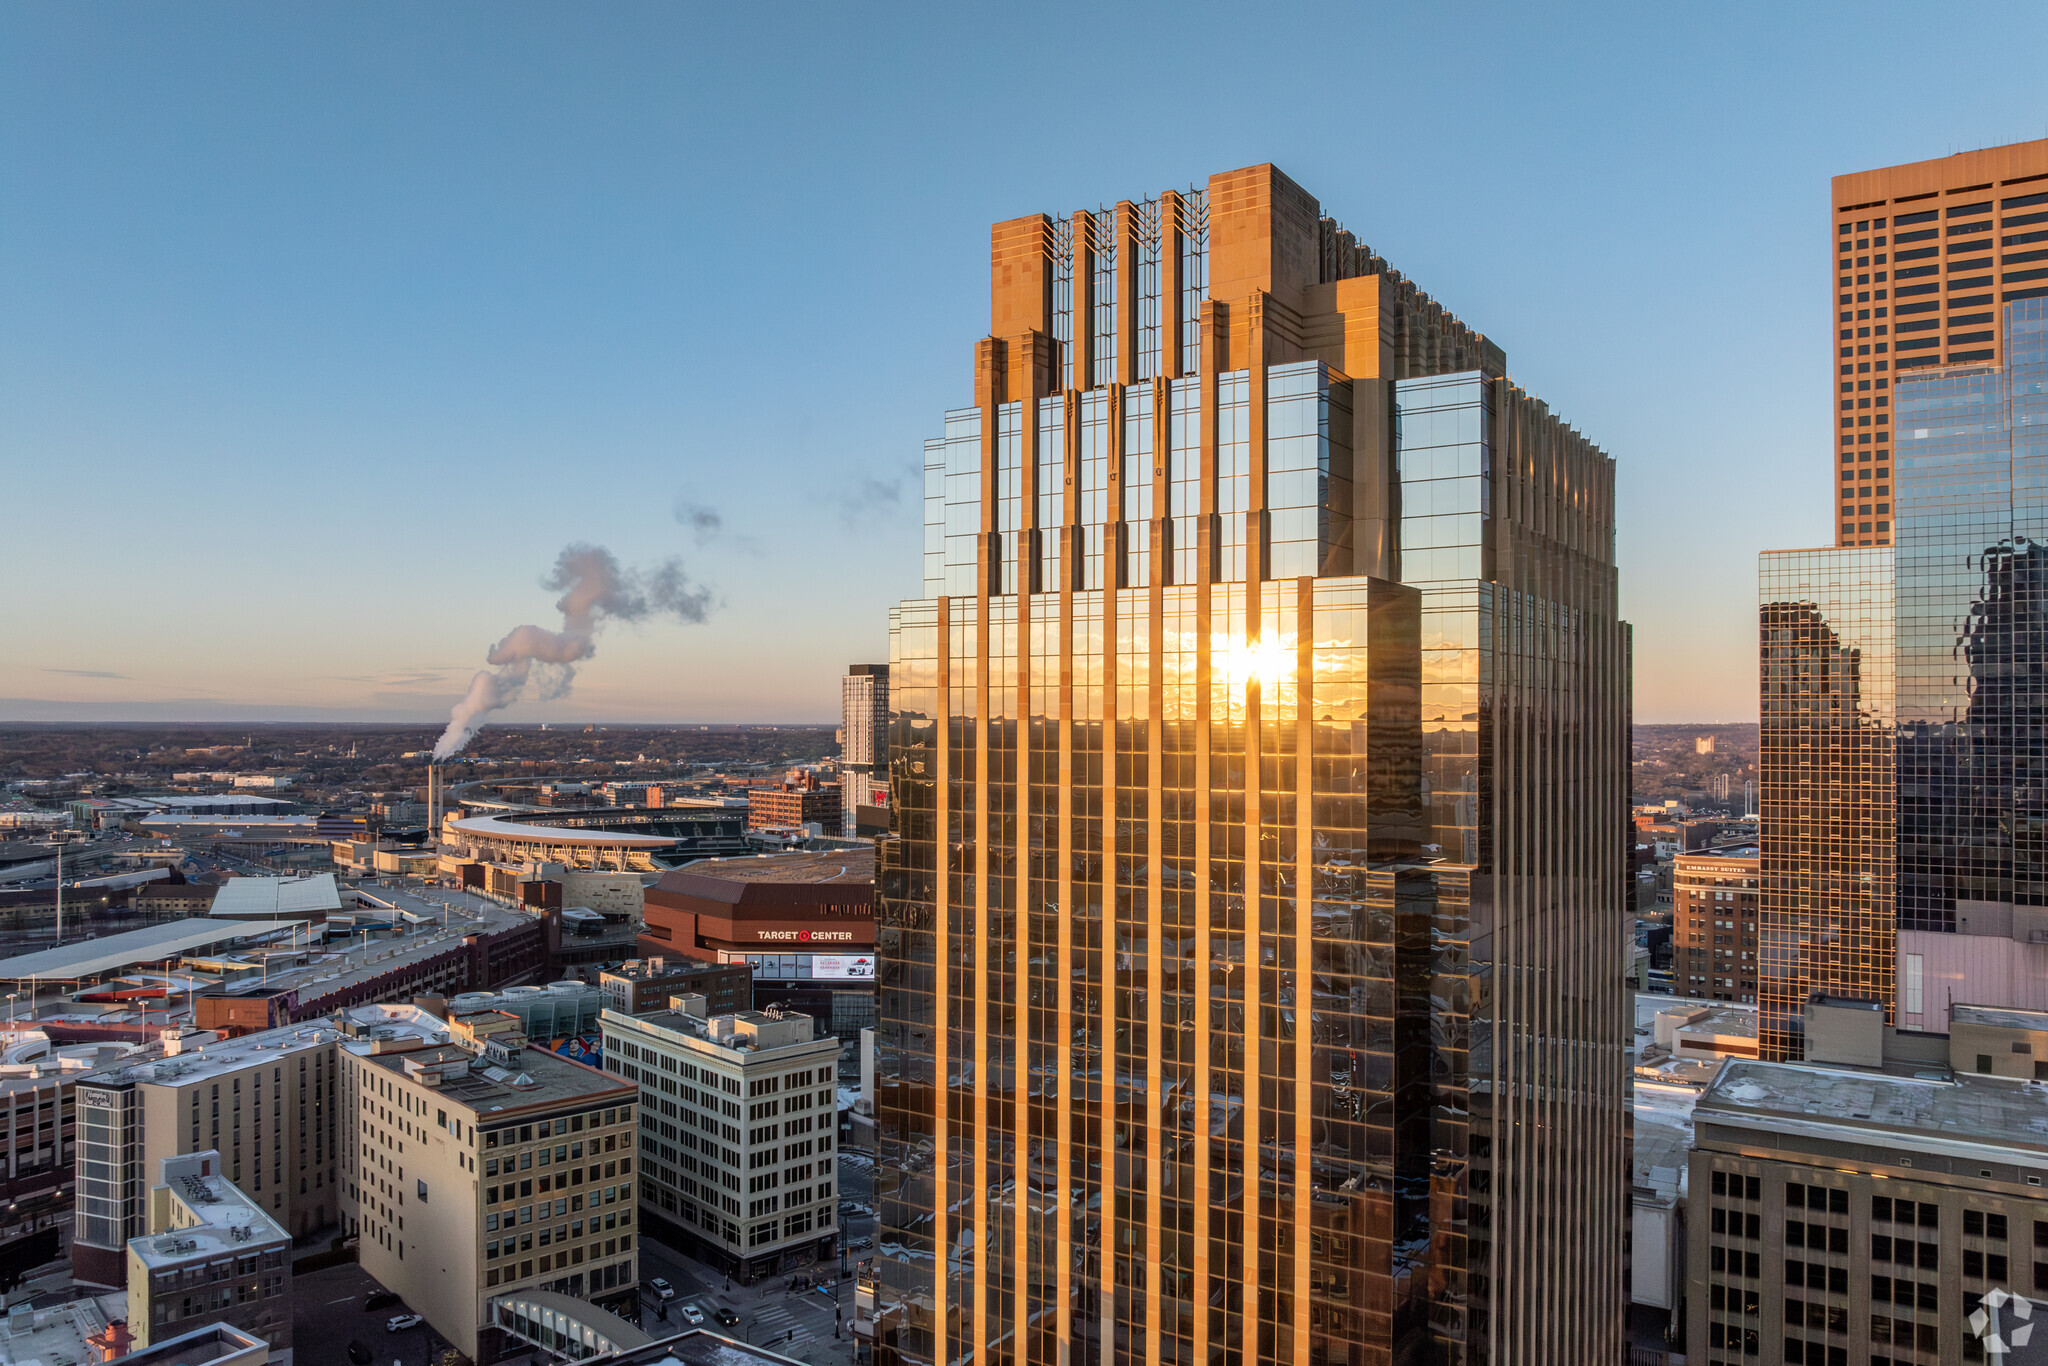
<box><xmin>1830</xmin><ymin>139</ymin><xmax>2048</xmax><ymax>549</ymax></box>
<box><xmin>871</xmin><ymin>165</ymin><xmax>1631</xmax><ymax>1366</ymax></box>
<box><xmin>845</xmin><ymin>664</ymin><xmax>893</xmax><ymax>835</ymax></box>
<box><xmin>338</xmin><ymin>1007</ymin><xmax>639</xmax><ymax>1365</ymax></box>
<box><xmin>72</xmin><ymin>1024</ymin><xmax>341</xmax><ymax>1286</ymax></box>
<box><xmin>1761</xmin><ymin>294</ymin><xmax>2048</xmax><ymax>1059</ymax></box>
<box><xmin>600</xmin><ymin>998</ymin><xmax>842</xmax><ymax>1277</ymax></box>
<box><xmin>1672</xmin><ymin>846</ymin><xmax>1762</xmax><ymax>1003</ymax></box>
<box><xmin>127</xmin><ymin>1149</ymin><xmax>293</xmax><ymax>1354</ymax></box>
<box><xmin>1686</xmin><ymin>1056</ymin><xmax>2048</xmax><ymax>1366</ymax></box>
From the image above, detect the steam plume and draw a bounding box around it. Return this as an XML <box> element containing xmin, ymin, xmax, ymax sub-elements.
<box><xmin>432</xmin><ymin>543</ymin><xmax>713</xmax><ymax>759</ymax></box>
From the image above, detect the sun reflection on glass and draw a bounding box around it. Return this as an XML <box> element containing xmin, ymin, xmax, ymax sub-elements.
<box><xmin>1218</xmin><ymin>634</ymin><xmax>1292</xmax><ymax>693</ymax></box>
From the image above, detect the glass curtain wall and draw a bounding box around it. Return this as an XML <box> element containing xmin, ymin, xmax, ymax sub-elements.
<box><xmin>882</xmin><ymin>351</ymin><xmax>1623</xmax><ymax>1366</ymax></box>
<box><xmin>1756</xmin><ymin>548</ymin><xmax>1896</xmax><ymax>1058</ymax></box>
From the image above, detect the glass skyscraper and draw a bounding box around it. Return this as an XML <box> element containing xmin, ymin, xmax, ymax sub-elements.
<box><xmin>1761</xmin><ymin>296</ymin><xmax>2048</xmax><ymax>1057</ymax></box>
<box><xmin>872</xmin><ymin>165</ymin><xmax>1630</xmax><ymax>1366</ymax></box>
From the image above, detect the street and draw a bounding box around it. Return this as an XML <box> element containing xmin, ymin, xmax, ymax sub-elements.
<box><xmin>295</xmin><ymin>1261</ymin><xmax>440</xmax><ymax>1366</ymax></box>
<box><xmin>630</xmin><ymin>1144</ymin><xmax>877</xmax><ymax>1366</ymax></box>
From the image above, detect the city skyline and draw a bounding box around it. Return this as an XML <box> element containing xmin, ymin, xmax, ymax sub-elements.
<box><xmin>11</xmin><ymin>5</ymin><xmax>2048</xmax><ymax>725</ymax></box>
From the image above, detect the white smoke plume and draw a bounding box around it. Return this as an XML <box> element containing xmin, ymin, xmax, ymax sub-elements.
<box><xmin>432</xmin><ymin>543</ymin><xmax>712</xmax><ymax>759</ymax></box>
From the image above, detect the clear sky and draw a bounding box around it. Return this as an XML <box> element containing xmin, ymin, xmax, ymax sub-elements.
<box><xmin>7</xmin><ymin>2</ymin><xmax>2048</xmax><ymax>726</ymax></box>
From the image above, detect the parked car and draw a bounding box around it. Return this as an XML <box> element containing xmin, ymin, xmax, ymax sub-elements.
<box><xmin>714</xmin><ymin>1308</ymin><xmax>741</xmax><ymax>1327</ymax></box>
<box><xmin>679</xmin><ymin>1305</ymin><xmax>706</xmax><ymax>1326</ymax></box>
<box><xmin>363</xmin><ymin>1290</ymin><xmax>400</xmax><ymax>1311</ymax></box>
<box><xmin>347</xmin><ymin>1343</ymin><xmax>372</xmax><ymax>1365</ymax></box>
<box><xmin>649</xmin><ymin>1278</ymin><xmax>675</xmax><ymax>1301</ymax></box>
<box><xmin>387</xmin><ymin>1314</ymin><xmax>424</xmax><ymax>1332</ymax></box>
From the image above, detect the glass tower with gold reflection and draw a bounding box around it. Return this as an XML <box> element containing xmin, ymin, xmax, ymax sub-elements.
<box><xmin>871</xmin><ymin>165</ymin><xmax>1630</xmax><ymax>1366</ymax></box>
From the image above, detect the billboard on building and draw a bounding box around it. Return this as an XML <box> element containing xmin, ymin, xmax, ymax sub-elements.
<box><xmin>811</xmin><ymin>954</ymin><xmax>875</xmax><ymax>980</ymax></box>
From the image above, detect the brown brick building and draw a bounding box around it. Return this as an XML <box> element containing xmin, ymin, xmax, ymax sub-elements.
<box><xmin>1831</xmin><ymin>139</ymin><xmax>2048</xmax><ymax>547</ymax></box>
<box><xmin>744</xmin><ymin>778</ymin><xmax>842</xmax><ymax>833</ymax></box>
<box><xmin>1675</xmin><ymin>847</ymin><xmax>1762</xmax><ymax>1003</ymax></box>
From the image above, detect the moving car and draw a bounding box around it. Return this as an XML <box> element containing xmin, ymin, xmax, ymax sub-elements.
<box><xmin>363</xmin><ymin>1290</ymin><xmax>399</xmax><ymax>1311</ymax></box>
<box><xmin>714</xmin><ymin>1309</ymin><xmax>741</xmax><ymax>1327</ymax></box>
<box><xmin>649</xmin><ymin>1278</ymin><xmax>675</xmax><ymax>1301</ymax></box>
<box><xmin>679</xmin><ymin>1305</ymin><xmax>706</xmax><ymax>1326</ymax></box>
<box><xmin>387</xmin><ymin>1314</ymin><xmax>424</xmax><ymax>1332</ymax></box>
<box><xmin>347</xmin><ymin>1344</ymin><xmax>372</xmax><ymax>1365</ymax></box>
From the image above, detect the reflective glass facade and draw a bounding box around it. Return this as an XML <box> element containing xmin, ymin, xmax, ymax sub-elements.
<box><xmin>1756</xmin><ymin>548</ymin><xmax>1896</xmax><ymax>1058</ymax></box>
<box><xmin>1760</xmin><ymin>297</ymin><xmax>2048</xmax><ymax>1058</ymax></box>
<box><xmin>877</xmin><ymin>166</ymin><xmax>1629</xmax><ymax>1366</ymax></box>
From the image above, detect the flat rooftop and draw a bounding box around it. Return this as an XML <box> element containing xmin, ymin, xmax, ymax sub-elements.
<box><xmin>1633</xmin><ymin>1084</ymin><xmax>1698</xmax><ymax>1203</ymax></box>
<box><xmin>605</xmin><ymin>959</ymin><xmax>741</xmax><ymax>981</ymax></box>
<box><xmin>610</xmin><ymin>1007</ymin><xmax>840</xmax><ymax>1060</ymax></box>
<box><xmin>449</xmin><ymin>813</ymin><xmax>677</xmax><ymax>846</ymax></box>
<box><xmin>1952</xmin><ymin>1003</ymin><xmax>2048</xmax><ymax>1031</ymax></box>
<box><xmin>361</xmin><ymin>1039</ymin><xmax>632</xmax><ymax>1116</ymax></box>
<box><xmin>1699</xmin><ymin>1060</ymin><xmax>2048</xmax><ymax>1159</ymax></box>
<box><xmin>210</xmin><ymin>873</ymin><xmax>343</xmax><ymax>917</ymax></box>
<box><xmin>671</xmin><ymin>848</ymin><xmax>875</xmax><ymax>886</ymax></box>
<box><xmin>0</xmin><ymin>920</ymin><xmax>262</xmax><ymax>983</ymax></box>
<box><xmin>245</xmin><ymin>899</ymin><xmax>531</xmax><ymax>1003</ymax></box>
<box><xmin>0</xmin><ymin>1292</ymin><xmax>127</xmax><ymax>1366</ymax></box>
<box><xmin>85</xmin><ymin>1023</ymin><xmax>338</xmax><ymax>1089</ymax></box>
<box><xmin>132</xmin><ymin>1161</ymin><xmax>288</xmax><ymax>1269</ymax></box>
<box><xmin>1677</xmin><ymin>1011</ymin><xmax>1759</xmax><ymax>1042</ymax></box>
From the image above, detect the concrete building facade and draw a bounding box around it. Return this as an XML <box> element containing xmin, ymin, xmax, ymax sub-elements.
<box><xmin>128</xmin><ymin>1148</ymin><xmax>293</xmax><ymax>1356</ymax></box>
<box><xmin>1688</xmin><ymin>1059</ymin><xmax>2048</xmax><ymax>1366</ymax></box>
<box><xmin>339</xmin><ymin>1005</ymin><xmax>640</xmax><ymax>1365</ymax></box>
<box><xmin>600</xmin><ymin>1001</ymin><xmax>841</xmax><ymax>1279</ymax></box>
<box><xmin>72</xmin><ymin>1024</ymin><xmax>340</xmax><ymax>1286</ymax></box>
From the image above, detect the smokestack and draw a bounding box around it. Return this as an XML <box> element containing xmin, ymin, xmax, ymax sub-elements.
<box><xmin>429</xmin><ymin>762</ymin><xmax>440</xmax><ymax>846</ymax></box>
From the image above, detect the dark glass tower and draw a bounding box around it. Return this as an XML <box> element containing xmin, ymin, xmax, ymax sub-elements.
<box><xmin>1761</xmin><ymin>296</ymin><xmax>2048</xmax><ymax>1057</ymax></box>
<box><xmin>872</xmin><ymin>165</ymin><xmax>1631</xmax><ymax>1366</ymax></box>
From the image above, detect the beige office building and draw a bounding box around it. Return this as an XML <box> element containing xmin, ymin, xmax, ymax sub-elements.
<box><xmin>340</xmin><ymin>1005</ymin><xmax>639</xmax><ymax>1365</ymax></box>
<box><xmin>74</xmin><ymin>1023</ymin><xmax>341</xmax><ymax>1285</ymax></box>
<box><xmin>1689</xmin><ymin>1058</ymin><xmax>2048</xmax><ymax>1366</ymax></box>
<box><xmin>601</xmin><ymin>999</ymin><xmax>842</xmax><ymax>1278</ymax></box>
<box><xmin>127</xmin><ymin>1148</ymin><xmax>292</xmax><ymax>1356</ymax></box>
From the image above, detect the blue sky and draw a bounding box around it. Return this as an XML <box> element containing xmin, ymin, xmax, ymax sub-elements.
<box><xmin>6</xmin><ymin>2</ymin><xmax>2048</xmax><ymax>725</ymax></box>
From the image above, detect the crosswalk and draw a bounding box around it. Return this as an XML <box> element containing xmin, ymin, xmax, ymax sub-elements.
<box><xmin>748</xmin><ymin>1300</ymin><xmax>820</xmax><ymax>1350</ymax></box>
